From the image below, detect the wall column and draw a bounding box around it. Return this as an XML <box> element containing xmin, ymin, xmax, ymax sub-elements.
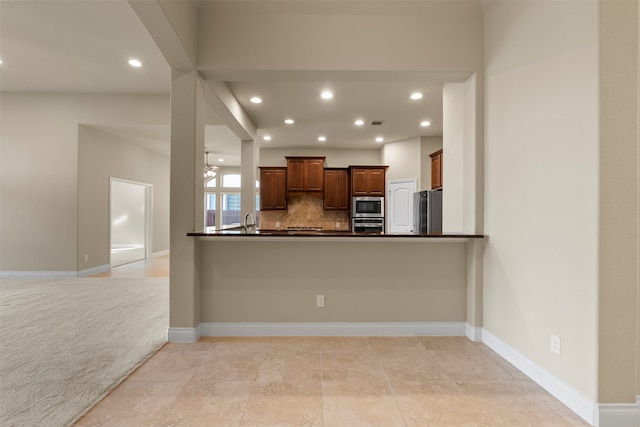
<box><xmin>241</xmin><ymin>139</ymin><xmax>257</xmax><ymax>225</ymax></box>
<box><xmin>168</xmin><ymin>69</ymin><xmax>205</xmax><ymax>341</ymax></box>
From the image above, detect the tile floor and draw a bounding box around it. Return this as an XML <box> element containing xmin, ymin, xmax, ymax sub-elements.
<box><xmin>75</xmin><ymin>336</ymin><xmax>590</xmax><ymax>427</ymax></box>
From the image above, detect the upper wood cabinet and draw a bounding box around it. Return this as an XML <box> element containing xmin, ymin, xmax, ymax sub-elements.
<box><xmin>350</xmin><ymin>166</ymin><xmax>387</xmax><ymax>197</ymax></box>
<box><xmin>259</xmin><ymin>167</ymin><xmax>287</xmax><ymax>210</ymax></box>
<box><xmin>430</xmin><ymin>149</ymin><xmax>443</xmax><ymax>190</ymax></box>
<box><xmin>286</xmin><ymin>157</ymin><xmax>325</xmax><ymax>194</ymax></box>
<box><xmin>323</xmin><ymin>168</ymin><xmax>350</xmax><ymax>211</ymax></box>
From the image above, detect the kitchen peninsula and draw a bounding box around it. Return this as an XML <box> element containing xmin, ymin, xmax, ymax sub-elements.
<box><xmin>183</xmin><ymin>228</ymin><xmax>484</xmax><ymax>341</ymax></box>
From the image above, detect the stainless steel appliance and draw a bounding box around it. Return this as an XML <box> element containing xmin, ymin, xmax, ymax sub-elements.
<box><xmin>352</xmin><ymin>196</ymin><xmax>384</xmax><ymax>232</ymax></box>
<box><xmin>352</xmin><ymin>196</ymin><xmax>384</xmax><ymax>218</ymax></box>
<box><xmin>413</xmin><ymin>190</ymin><xmax>443</xmax><ymax>234</ymax></box>
<box><xmin>352</xmin><ymin>217</ymin><xmax>384</xmax><ymax>233</ymax></box>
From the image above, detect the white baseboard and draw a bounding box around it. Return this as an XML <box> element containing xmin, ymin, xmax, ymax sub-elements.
<box><xmin>77</xmin><ymin>264</ymin><xmax>110</xmax><ymax>277</ymax></box>
<box><xmin>598</xmin><ymin>401</ymin><xmax>640</xmax><ymax>427</ymax></box>
<box><xmin>0</xmin><ymin>270</ymin><xmax>78</xmax><ymax>279</ymax></box>
<box><xmin>466</xmin><ymin>323</ymin><xmax>483</xmax><ymax>342</ymax></box>
<box><xmin>152</xmin><ymin>250</ymin><xmax>169</xmax><ymax>257</ymax></box>
<box><xmin>167</xmin><ymin>327</ymin><xmax>201</xmax><ymax>343</ymax></box>
<box><xmin>199</xmin><ymin>322</ymin><xmax>466</xmax><ymax>337</ymax></box>
<box><xmin>483</xmin><ymin>329</ymin><xmax>596</xmax><ymax>425</ymax></box>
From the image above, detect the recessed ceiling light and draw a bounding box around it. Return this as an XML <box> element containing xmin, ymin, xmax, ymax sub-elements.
<box><xmin>354</xmin><ymin>119</ymin><xmax>365</xmax><ymax>126</ymax></box>
<box><xmin>420</xmin><ymin>120</ymin><xmax>431</xmax><ymax>127</ymax></box>
<box><xmin>263</xmin><ymin>135</ymin><xmax>272</xmax><ymax>141</ymax></box>
<box><xmin>318</xmin><ymin>136</ymin><xmax>327</xmax><ymax>142</ymax></box>
<box><xmin>375</xmin><ymin>137</ymin><xmax>384</xmax><ymax>143</ymax></box>
<box><xmin>284</xmin><ymin>119</ymin><xmax>295</xmax><ymax>124</ymax></box>
<box><xmin>128</xmin><ymin>59</ymin><xmax>142</xmax><ymax>67</ymax></box>
<box><xmin>218</xmin><ymin>158</ymin><xmax>225</xmax><ymax>162</ymax></box>
<box><xmin>321</xmin><ymin>91</ymin><xmax>333</xmax><ymax>100</ymax></box>
<box><xmin>0</xmin><ymin>59</ymin><xmax>3</xmax><ymax>65</ymax></box>
<box><xmin>410</xmin><ymin>92</ymin><xmax>423</xmax><ymax>100</ymax></box>
<box><xmin>250</xmin><ymin>97</ymin><xmax>262</xmax><ymax>104</ymax></box>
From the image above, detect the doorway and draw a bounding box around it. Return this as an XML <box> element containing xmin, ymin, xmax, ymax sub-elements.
<box><xmin>110</xmin><ymin>178</ymin><xmax>152</xmax><ymax>267</ymax></box>
<box><xmin>387</xmin><ymin>179</ymin><xmax>417</xmax><ymax>233</ymax></box>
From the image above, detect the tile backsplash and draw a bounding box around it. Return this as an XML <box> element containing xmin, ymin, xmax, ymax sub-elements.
<box><xmin>260</xmin><ymin>195</ymin><xmax>350</xmax><ymax>230</ymax></box>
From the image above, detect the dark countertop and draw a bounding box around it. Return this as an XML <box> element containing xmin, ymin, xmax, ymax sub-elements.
<box><xmin>187</xmin><ymin>227</ymin><xmax>484</xmax><ymax>239</ymax></box>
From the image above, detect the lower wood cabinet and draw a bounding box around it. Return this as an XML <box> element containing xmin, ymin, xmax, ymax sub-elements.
<box><xmin>259</xmin><ymin>167</ymin><xmax>287</xmax><ymax>210</ymax></box>
<box><xmin>323</xmin><ymin>168</ymin><xmax>350</xmax><ymax>210</ymax></box>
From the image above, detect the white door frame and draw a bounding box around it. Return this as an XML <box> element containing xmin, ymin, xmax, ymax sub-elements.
<box><xmin>387</xmin><ymin>178</ymin><xmax>417</xmax><ymax>233</ymax></box>
<box><xmin>109</xmin><ymin>177</ymin><xmax>153</xmax><ymax>266</ymax></box>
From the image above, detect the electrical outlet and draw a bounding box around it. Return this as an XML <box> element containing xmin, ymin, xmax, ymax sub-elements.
<box><xmin>316</xmin><ymin>295</ymin><xmax>325</xmax><ymax>308</ymax></box>
<box><xmin>84</xmin><ymin>254</ymin><xmax>89</xmax><ymax>262</ymax></box>
<box><xmin>550</xmin><ymin>335</ymin><xmax>561</xmax><ymax>355</ymax></box>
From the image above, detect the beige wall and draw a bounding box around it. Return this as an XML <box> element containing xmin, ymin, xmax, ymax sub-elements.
<box><xmin>200</xmin><ymin>240</ymin><xmax>467</xmax><ymax>323</ymax></box>
<box><xmin>0</xmin><ymin>93</ymin><xmax>169</xmax><ymax>273</ymax></box>
<box><xmin>598</xmin><ymin>0</ymin><xmax>639</xmax><ymax>403</ymax></box>
<box><xmin>260</xmin><ymin>147</ymin><xmax>381</xmax><ymax>168</ymax></box>
<box><xmin>381</xmin><ymin>137</ymin><xmax>422</xmax><ymax>189</ymax></box>
<box><xmin>198</xmin><ymin>1</ymin><xmax>483</xmax><ymax>73</ymax></box>
<box><xmin>77</xmin><ymin>125</ymin><xmax>169</xmax><ymax>271</ymax></box>
<box><xmin>483</xmin><ymin>0</ymin><xmax>599</xmax><ymax>400</ymax></box>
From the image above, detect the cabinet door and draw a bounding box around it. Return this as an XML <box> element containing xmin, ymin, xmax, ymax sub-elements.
<box><xmin>335</xmin><ymin>169</ymin><xmax>350</xmax><ymax>210</ymax></box>
<box><xmin>324</xmin><ymin>169</ymin><xmax>349</xmax><ymax>210</ymax></box>
<box><xmin>305</xmin><ymin>159</ymin><xmax>324</xmax><ymax>191</ymax></box>
<box><xmin>272</xmin><ymin>169</ymin><xmax>288</xmax><ymax>209</ymax></box>
<box><xmin>260</xmin><ymin>168</ymin><xmax>287</xmax><ymax>210</ymax></box>
<box><xmin>323</xmin><ymin>170</ymin><xmax>338</xmax><ymax>209</ymax></box>
<box><xmin>287</xmin><ymin>159</ymin><xmax>305</xmax><ymax>192</ymax></box>
<box><xmin>368</xmin><ymin>169</ymin><xmax>385</xmax><ymax>196</ymax></box>
<box><xmin>430</xmin><ymin>150</ymin><xmax>442</xmax><ymax>190</ymax></box>
<box><xmin>351</xmin><ymin>169</ymin><xmax>369</xmax><ymax>196</ymax></box>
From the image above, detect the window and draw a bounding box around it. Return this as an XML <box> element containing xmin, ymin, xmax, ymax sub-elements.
<box><xmin>204</xmin><ymin>171</ymin><xmax>259</xmax><ymax>228</ymax></box>
<box><xmin>222</xmin><ymin>173</ymin><xmax>241</xmax><ymax>188</ymax></box>
<box><xmin>205</xmin><ymin>193</ymin><xmax>216</xmax><ymax>227</ymax></box>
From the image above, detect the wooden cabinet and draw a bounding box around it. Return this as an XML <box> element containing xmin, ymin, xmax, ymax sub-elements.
<box><xmin>430</xmin><ymin>149</ymin><xmax>443</xmax><ymax>190</ymax></box>
<box><xmin>323</xmin><ymin>168</ymin><xmax>350</xmax><ymax>210</ymax></box>
<box><xmin>350</xmin><ymin>166</ymin><xmax>387</xmax><ymax>196</ymax></box>
<box><xmin>259</xmin><ymin>167</ymin><xmax>287</xmax><ymax>210</ymax></box>
<box><xmin>286</xmin><ymin>157</ymin><xmax>325</xmax><ymax>194</ymax></box>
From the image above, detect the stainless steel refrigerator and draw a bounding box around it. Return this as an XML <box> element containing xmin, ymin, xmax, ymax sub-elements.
<box><xmin>413</xmin><ymin>190</ymin><xmax>443</xmax><ymax>234</ymax></box>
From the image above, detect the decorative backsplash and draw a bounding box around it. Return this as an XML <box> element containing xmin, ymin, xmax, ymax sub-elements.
<box><xmin>260</xmin><ymin>195</ymin><xmax>350</xmax><ymax>231</ymax></box>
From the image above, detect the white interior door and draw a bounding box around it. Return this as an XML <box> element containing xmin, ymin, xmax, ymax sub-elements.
<box><xmin>110</xmin><ymin>178</ymin><xmax>152</xmax><ymax>267</ymax></box>
<box><xmin>387</xmin><ymin>179</ymin><xmax>417</xmax><ymax>233</ymax></box>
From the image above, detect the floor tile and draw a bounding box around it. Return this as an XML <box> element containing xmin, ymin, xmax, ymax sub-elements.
<box><xmin>430</xmin><ymin>347</ymin><xmax>513</xmax><ymax>382</ymax></box>
<box><xmin>209</xmin><ymin>337</ymin><xmax>271</xmax><ymax>355</ymax></box>
<box><xmin>75</xmin><ymin>381</ymin><xmax>185</xmax><ymax>426</ymax></box>
<box><xmin>78</xmin><ymin>336</ymin><xmax>591</xmax><ymax>427</ymax></box>
<box><xmin>320</xmin><ymin>336</ymin><xmax>374</xmax><ymax>353</ymax></box>
<box><xmin>193</xmin><ymin>351</ymin><xmax>264</xmax><ymax>381</ymax></box>
<box><xmin>257</xmin><ymin>351</ymin><xmax>321</xmax><ymax>383</ymax></box>
<box><xmin>126</xmin><ymin>350</ymin><xmax>210</xmax><ymax>382</ymax></box>
<box><xmin>158</xmin><ymin>380</ymin><xmax>252</xmax><ymax>427</ymax></box>
<box><xmin>378</xmin><ymin>351</ymin><xmax>450</xmax><ymax>383</ymax></box>
<box><xmin>268</xmin><ymin>336</ymin><xmax>321</xmax><ymax>354</ymax></box>
<box><xmin>240</xmin><ymin>381</ymin><xmax>323</xmax><ymax>426</ymax></box>
<box><xmin>456</xmin><ymin>380</ymin><xmax>582</xmax><ymax>426</ymax></box>
<box><xmin>391</xmin><ymin>380</ymin><xmax>478</xmax><ymax>426</ymax></box>
<box><xmin>321</xmin><ymin>351</ymin><xmax>386</xmax><ymax>382</ymax></box>
<box><xmin>322</xmin><ymin>380</ymin><xmax>406</xmax><ymax>427</ymax></box>
<box><xmin>369</xmin><ymin>337</ymin><xmax>427</xmax><ymax>355</ymax></box>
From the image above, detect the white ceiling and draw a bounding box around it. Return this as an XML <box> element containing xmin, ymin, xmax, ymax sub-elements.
<box><xmin>0</xmin><ymin>0</ymin><xmax>455</xmax><ymax>167</ymax></box>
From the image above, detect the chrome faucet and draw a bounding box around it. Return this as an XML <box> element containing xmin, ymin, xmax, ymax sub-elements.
<box><xmin>244</xmin><ymin>212</ymin><xmax>255</xmax><ymax>230</ymax></box>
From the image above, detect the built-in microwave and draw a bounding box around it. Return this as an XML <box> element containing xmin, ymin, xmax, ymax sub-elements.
<box><xmin>352</xmin><ymin>196</ymin><xmax>384</xmax><ymax>218</ymax></box>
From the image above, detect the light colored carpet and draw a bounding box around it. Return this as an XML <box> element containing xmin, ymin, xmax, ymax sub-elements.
<box><xmin>0</xmin><ymin>277</ymin><xmax>169</xmax><ymax>427</ymax></box>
